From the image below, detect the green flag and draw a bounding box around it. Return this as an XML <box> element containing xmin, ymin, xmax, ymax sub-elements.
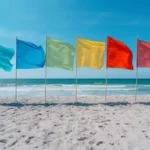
<box><xmin>46</xmin><ymin>37</ymin><xmax>75</xmax><ymax>70</ymax></box>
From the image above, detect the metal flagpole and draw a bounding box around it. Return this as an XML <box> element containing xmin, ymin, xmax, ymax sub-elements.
<box><xmin>15</xmin><ymin>37</ymin><xmax>18</xmax><ymax>102</ymax></box>
<box><xmin>45</xmin><ymin>36</ymin><xmax>47</xmax><ymax>103</ymax></box>
<box><xmin>135</xmin><ymin>36</ymin><xmax>139</xmax><ymax>101</ymax></box>
<box><xmin>75</xmin><ymin>38</ymin><xmax>78</xmax><ymax>102</ymax></box>
<box><xmin>105</xmin><ymin>67</ymin><xmax>108</xmax><ymax>101</ymax></box>
<box><xmin>105</xmin><ymin>37</ymin><xmax>108</xmax><ymax>102</ymax></box>
<box><xmin>75</xmin><ymin>65</ymin><xmax>77</xmax><ymax>102</ymax></box>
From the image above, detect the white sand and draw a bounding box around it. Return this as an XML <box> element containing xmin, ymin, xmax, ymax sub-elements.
<box><xmin>0</xmin><ymin>96</ymin><xmax>150</xmax><ymax>150</ymax></box>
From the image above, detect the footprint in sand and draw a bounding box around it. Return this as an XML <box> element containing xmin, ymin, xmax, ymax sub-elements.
<box><xmin>0</xmin><ymin>139</ymin><xmax>7</xmax><ymax>144</ymax></box>
<box><xmin>85</xmin><ymin>146</ymin><xmax>93</xmax><ymax>150</ymax></box>
<box><xmin>25</xmin><ymin>136</ymin><xmax>34</xmax><ymax>144</ymax></box>
<box><xmin>109</xmin><ymin>142</ymin><xmax>114</xmax><ymax>145</ymax></box>
<box><xmin>89</xmin><ymin>139</ymin><xmax>95</xmax><ymax>145</ymax></box>
<box><xmin>8</xmin><ymin>139</ymin><xmax>18</xmax><ymax>147</ymax></box>
<box><xmin>97</xmin><ymin>141</ymin><xmax>104</xmax><ymax>146</ymax></box>
<box><xmin>121</xmin><ymin>135</ymin><xmax>126</xmax><ymax>138</ymax></box>
<box><xmin>77</xmin><ymin>137</ymin><xmax>88</xmax><ymax>141</ymax></box>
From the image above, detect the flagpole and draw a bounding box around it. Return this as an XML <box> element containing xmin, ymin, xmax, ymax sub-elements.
<box><xmin>75</xmin><ymin>64</ymin><xmax>77</xmax><ymax>102</ymax></box>
<box><xmin>105</xmin><ymin>37</ymin><xmax>108</xmax><ymax>102</ymax></box>
<box><xmin>105</xmin><ymin>68</ymin><xmax>108</xmax><ymax>101</ymax></box>
<box><xmin>135</xmin><ymin>36</ymin><xmax>138</xmax><ymax>101</ymax></box>
<box><xmin>75</xmin><ymin>38</ymin><xmax>78</xmax><ymax>102</ymax></box>
<box><xmin>15</xmin><ymin>37</ymin><xmax>18</xmax><ymax>102</ymax></box>
<box><xmin>45</xmin><ymin>36</ymin><xmax>47</xmax><ymax>103</ymax></box>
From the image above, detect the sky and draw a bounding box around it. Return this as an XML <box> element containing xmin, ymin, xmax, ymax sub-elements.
<box><xmin>0</xmin><ymin>0</ymin><xmax>150</xmax><ymax>79</ymax></box>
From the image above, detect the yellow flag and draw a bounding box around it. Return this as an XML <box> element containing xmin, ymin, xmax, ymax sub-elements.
<box><xmin>77</xmin><ymin>38</ymin><xmax>105</xmax><ymax>69</ymax></box>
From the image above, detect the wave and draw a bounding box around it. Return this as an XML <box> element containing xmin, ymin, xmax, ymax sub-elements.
<box><xmin>0</xmin><ymin>87</ymin><xmax>137</xmax><ymax>92</ymax></box>
<box><xmin>0</xmin><ymin>84</ymin><xmax>149</xmax><ymax>97</ymax></box>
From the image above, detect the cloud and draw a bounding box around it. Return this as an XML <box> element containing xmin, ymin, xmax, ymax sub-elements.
<box><xmin>0</xmin><ymin>28</ymin><xmax>42</xmax><ymax>40</ymax></box>
<box><xmin>112</xmin><ymin>18</ymin><xmax>150</xmax><ymax>27</ymax></box>
<box><xmin>80</xmin><ymin>12</ymin><xmax>150</xmax><ymax>27</ymax></box>
<box><xmin>92</xmin><ymin>12</ymin><xmax>115</xmax><ymax>24</ymax></box>
<box><xmin>80</xmin><ymin>12</ymin><xmax>116</xmax><ymax>25</ymax></box>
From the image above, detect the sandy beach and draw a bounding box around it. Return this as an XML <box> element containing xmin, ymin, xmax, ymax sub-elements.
<box><xmin>0</xmin><ymin>96</ymin><xmax>150</xmax><ymax>150</ymax></box>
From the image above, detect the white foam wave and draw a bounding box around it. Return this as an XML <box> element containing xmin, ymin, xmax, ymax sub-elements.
<box><xmin>57</xmin><ymin>84</ymin><xmax>126</xmax><ymax>88</ymax></box>
<box><xmin>141</xmin><ymin>85</ymin><xmax>150</xmax><ymax>87</ymax></box>
<box><xmin>0</xmin><ymin>84</ymin><xmax>149</xmax><ymax>94</ymax></box>
<box><xmin>0</xmin><ymin>87</ymin><xmax>137</xmax><ymax>92</ymax></box>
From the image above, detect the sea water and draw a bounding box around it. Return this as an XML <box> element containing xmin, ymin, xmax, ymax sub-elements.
<box><xmin>0</xmin><ymin>79</ymin><xmax>150</xmax><ymax>98</ymax></box>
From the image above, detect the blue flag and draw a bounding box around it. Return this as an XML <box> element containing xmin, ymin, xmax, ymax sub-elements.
<box><xmin>0</xmin><ymin>45</ymin><xmax>15</xmax><ymax>72</ymax></box>
<box><xmin>16</xmin><ymin>39</ymin><xmax>45</xmax><ymax>69</ymax></box>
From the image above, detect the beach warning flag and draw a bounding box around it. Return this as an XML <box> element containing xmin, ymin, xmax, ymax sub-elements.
<box><xmin>0</xmin><ymin>45</ymin><xmax>15</xmax><ymax>71</ymax></box>
<box><xmin>137</xmin><ymin>40</ymin><xmax>150</xmax><ymax>67</ymax></box>
<box><xmin>46</xmin><ymin>37</ymin><xmax>75</xmax><ymax>70</ymax></box>
<box><xmin>16</xmin><ymin>39</ymin><xmax>45</xmax><ymax>69</ymax></box>
<box><xmin>107</xmin><ymin>36</ymin><xmax>133</xmax><ymax>70</ymax></box>
<box><xmin>77</xmin><ymin>38</ymin><xmax>105</xmax><ymax>69</ymax></box>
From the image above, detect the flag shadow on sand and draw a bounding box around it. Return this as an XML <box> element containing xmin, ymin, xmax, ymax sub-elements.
<box><xmin>1</xmin><ymin>101</ymin><xmax>150</xmax><ymax>107</ymax></box>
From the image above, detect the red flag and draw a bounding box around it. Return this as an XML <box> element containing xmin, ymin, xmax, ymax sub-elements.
<box><xmin>107</xmin><ymin>36</ymin><xmax>133</xmax><ymax>70</ymax></box>
<box><xmin>137</xmin><ymin>40</ymin><xmax>150</xmax><ymax>67</ymax></box>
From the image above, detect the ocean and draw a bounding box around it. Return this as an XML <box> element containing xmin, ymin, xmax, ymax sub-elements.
<box><xmin>0</xmin><ymin>79</ymin><xmax>150</xmax><ymax>98</ymax></box>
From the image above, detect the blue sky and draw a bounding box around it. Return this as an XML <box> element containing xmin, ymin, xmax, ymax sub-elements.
<box><xmin>0</xmin><ymin>0</ymin><xmax>150</xmax><ymax>78</ymax></box>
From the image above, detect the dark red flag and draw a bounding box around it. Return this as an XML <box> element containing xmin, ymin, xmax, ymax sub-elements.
<box><xmin>137</xmin><ymin>40</ymin><xmax>150</xmax><ymax>67</ymax></box>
